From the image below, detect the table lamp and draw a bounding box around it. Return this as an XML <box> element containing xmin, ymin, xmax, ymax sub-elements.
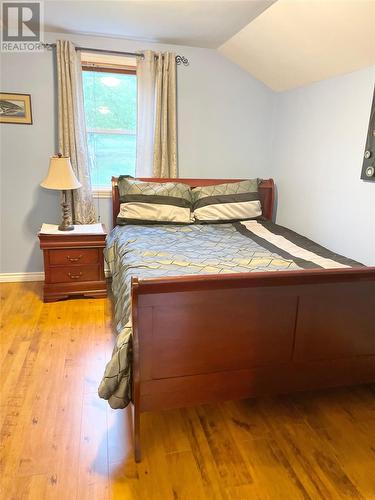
<box><xmin>40</xmin><ymin>154</ymin><xmax>82</xmax><ymax>231</ymax></box>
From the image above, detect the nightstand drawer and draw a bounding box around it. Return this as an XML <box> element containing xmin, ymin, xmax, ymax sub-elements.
<box><xmin>49</xmin><ymin>248</ymin><xmax>99</xmax><ymax>266</ymax></box>
<box><xmin>49</xmin><ymin>265</ymin><xmax>100</xmax><ymax>283</ymax></box>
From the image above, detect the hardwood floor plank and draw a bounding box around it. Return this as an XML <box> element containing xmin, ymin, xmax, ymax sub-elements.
<box><xmin>2</xmin><ymin>470</ymin><xmax>55</xmax><ymax>499</ymax></box>
<box><xmin>221</xmin><ymin>399</ymin><xmax>272</xmax><ymax>442</ymax></box>
<box><xmin>17</xmin><ymin>305</ymin><xmax>69</xmax><ymax>477</ymax></box>
<box><xmin>182</xmin><ymin>406</ymin><xmax>231</xmax><ymax>500</ymax></box>
<box><xmin>165</xmin><ymin>450</ymin><xmax>209</xmax><ymax>500</ymax></box>
<box><xmin>153</xmin><ymin>408</ymin><xmax>192</xmax><ymax>455</ymax></box>
<box><xmin>238</xmin><ymin>437</ymin><xmax>312</xmax><ymax>500</ymax></box>
<box><xmin>195</xmin><ymin>404</ymin><xmax>253</xmax><ymax>488</ymax></box>
<box><xmin>108</xmin><ymin>459</ymin><xmax>141</xmax><ymax>500</ymax></box>
<box><xmin>127</xmin><ymin>415</ymin><xmax>175</xmax><ymax>500</ymax></box>
<box><xmin>267</xmin><ymin>420</ymin><xmax>364</xmax><ymax>499</ymax></box>
<box><xmin>77</xmin><ymin>393</ymin><xmax>109</xmax><ymax>499</ymax></box>
<box><xmin>107</xmin><ymin>404</ymin><xmax>134</xmax><ymax>466</ymax></box>
<box><xmin>313</xmin><ymin>415</ymin><xmax>375</xmax><ymax>497</ymax></box>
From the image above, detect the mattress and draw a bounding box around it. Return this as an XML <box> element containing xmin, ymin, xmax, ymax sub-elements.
<box><xmin>98</xmin><ymin>220</ymin><xmax>362</xmax><ymax>409</ymax></box>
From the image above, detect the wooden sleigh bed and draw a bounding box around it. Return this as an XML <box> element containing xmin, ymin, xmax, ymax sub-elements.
<box><xmin>111</xmin><ymin>177</ymin><xmax>375</xmax><ymax>462</ymax></box>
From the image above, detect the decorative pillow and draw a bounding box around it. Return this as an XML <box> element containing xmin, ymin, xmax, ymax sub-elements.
<box><xmin>117</xmin><ymin>177</ymin><xmax>193</xmax><ymax>224</ymax></box>
<box><xmin>192</xmin><ymin>179</ymin><xmax>262</xmax><ymax>223</ymax></box>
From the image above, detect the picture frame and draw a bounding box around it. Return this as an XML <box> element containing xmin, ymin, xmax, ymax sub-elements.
<box><xmin>0</xmin><ymin>92</ymin><xmax>33</xmax><ymax>125</ymax></box>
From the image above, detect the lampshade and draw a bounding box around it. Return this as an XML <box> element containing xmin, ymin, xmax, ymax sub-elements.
<box><xmin>40</xmin><ymin>155</ymin><xmax>82</xmax><ymax>190</ymax></box>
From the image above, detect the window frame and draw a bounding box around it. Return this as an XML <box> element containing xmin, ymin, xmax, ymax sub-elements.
<box><xmin>81</xmin><ymin>61</ymin><xmax>137</xmax><ymax>197</ymax></box>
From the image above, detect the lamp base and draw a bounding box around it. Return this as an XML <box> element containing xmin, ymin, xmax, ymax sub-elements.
<box><xmin>59</xmin><ymin>190</ymin><xmax>74</xmax><ymax>231</ymax></box>
<box><xmin>58</xmin><ymin>223</ymin><xmax>74</xmax><ymax>231</ymax></box>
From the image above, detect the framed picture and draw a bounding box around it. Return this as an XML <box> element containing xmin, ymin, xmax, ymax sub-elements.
<box><xmin>0</xmin><ymin>93</ymin><xmax>33</xmax><ymax>124</ymax></box>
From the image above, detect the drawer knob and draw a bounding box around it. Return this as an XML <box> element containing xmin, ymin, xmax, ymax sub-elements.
<box><xmin>68</xmin><ymin>272</ymin><xmax>83</xmax><ymax>279</ymax></box>
<box><xmin>67</xmin><ymin>254</ymin><xmax>83</xmax><ymax>262</ymax></box>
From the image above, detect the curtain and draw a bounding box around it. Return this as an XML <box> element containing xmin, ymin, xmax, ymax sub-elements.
<box><xmin>153</xmin><ymin>52</ymin><xmax>177</xmax><ymax>178</ymax></box>
<box><xmin>136</xmin><ymin>51</ymin><xmax>156</xmax><ymax>177</ymax></box>
<box><xmin>136</xmin><ymin>51</ymin><xmax>177</xmax><ymax>178</ymax></box>
<box><xmin>56</xmin><ymin>40</ymin><xmax>96</xmax><ymax>224</ymax></box>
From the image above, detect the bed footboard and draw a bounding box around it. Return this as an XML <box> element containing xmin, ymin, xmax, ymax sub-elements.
<box><xmin>131</xmin><ymin>267</ymin><xmax>375</xmax><ymax>461</ymax></box>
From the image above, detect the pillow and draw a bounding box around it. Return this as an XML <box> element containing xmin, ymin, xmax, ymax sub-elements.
<box><xmin>192</xmin><ymin>179</ymin><xmax>262</xmax><ymax>223</ymax></box>
<box><xmin>117</xmin><ymin>177</ymin><xmax>193</xmax><ymax>224</ymax></box>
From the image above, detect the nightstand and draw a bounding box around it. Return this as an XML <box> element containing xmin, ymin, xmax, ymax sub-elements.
<box><xmin>38</xmin><ymin>224</ymin><xmax>107</xmax><ymax>302</ymax></box>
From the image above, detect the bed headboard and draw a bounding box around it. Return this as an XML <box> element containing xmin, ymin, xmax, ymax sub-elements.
<box><xmin>111</xmin><ymin>177</ymin><xmax>275</xmax><ymax>229</ymax></box>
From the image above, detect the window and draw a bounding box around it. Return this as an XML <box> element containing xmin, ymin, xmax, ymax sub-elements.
<box><xmin>81</xmin><ymin>54</ymin><xmax>137</xmax><ymax>193</ymax></box>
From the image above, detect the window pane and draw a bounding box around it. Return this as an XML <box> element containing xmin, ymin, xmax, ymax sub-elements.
<box><xmin>82</xmin><ymin>70</ymin><xmax>137</xmax><ymax>187</ymax></box>
<box><xmin>87</xmin><ymin>132</ymin><xmax>136</xmax><ymax>186</ymax></box>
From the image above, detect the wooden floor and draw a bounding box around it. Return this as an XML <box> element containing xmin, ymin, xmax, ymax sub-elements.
<box><xmin>1</xmin><ymin>282</ymin><xmax>375</xmax><ymax>500</ymax></box>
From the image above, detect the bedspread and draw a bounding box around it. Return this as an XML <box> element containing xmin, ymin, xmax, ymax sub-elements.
<box><xmin>98</xmin><ymin>221</ymin><xmax>361</xmax><ymax>409</ymax></box>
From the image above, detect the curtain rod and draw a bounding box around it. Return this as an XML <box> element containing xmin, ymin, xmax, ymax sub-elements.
<box><xmin>42</xmin><ymin>43</ymin><xmax>189</xmax><ymax>66</ymax></box>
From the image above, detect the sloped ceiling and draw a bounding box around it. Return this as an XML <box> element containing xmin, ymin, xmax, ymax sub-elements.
<box><xmin>41</xmin><ymin>0</ymin><xmax>275</xmax><ymax>49</ymax></box>
<box><xmin>219</xmin><ymin>0</ymin><xmax>375</xmax><ymax>91</ymax></box>
<box><xmin>34</xmin><ymin>0</ymin><xmax>375</xmax><ymax>91</ymax></box>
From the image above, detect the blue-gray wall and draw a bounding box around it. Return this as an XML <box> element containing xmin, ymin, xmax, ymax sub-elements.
<box><xmin>271</xmin><ymin>66</ymin><xmax>375</xmax><ymax>265</ymax></box>
<box><xmin>0</xmin><ymin>33</ymin><xmax>275</xmax><ymax>273</ymax></box>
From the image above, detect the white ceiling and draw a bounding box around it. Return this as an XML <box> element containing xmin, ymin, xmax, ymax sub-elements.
<box><xmin>40</xmin><ymin>0</ymin><xmax>375</xmax><ymax>91</ymax></box>
<box><xmin>219</xmin><ymin>0</ymin><xmax>375</xmax><ymax>91</ymax></box>
<box><xmin>42</xmin><ymin>0</ymin><xmax>275</xmax><ymax>49</ymax></box>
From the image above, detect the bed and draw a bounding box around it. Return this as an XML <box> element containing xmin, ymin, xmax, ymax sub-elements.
<box><xmin>100</xmin><ymin>177</ymin><xmax>375</xmax><ymax>462</ymax></box>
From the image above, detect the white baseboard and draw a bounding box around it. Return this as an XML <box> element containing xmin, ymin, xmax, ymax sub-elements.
<box><xmin>0</xmin><ymin>272</ymin><xmax>45</xmax><ymax>283</ymax></box>
<box><xmin>0</xmin><ymin>269</ymin><xmax>111</xmax><ymax>283</ymax></box>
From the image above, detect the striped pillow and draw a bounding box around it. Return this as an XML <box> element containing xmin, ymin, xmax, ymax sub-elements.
<box><xmin>117</xmin><ymin>177</ymin><xmax>193</xmax><ymax>224</ymax></box>
<box><xmin>192</xmin><ymin>179</ymin><xmax>262</xmax><ymax>223</ymax></box>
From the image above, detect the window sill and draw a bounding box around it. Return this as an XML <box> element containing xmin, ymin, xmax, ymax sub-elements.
<box><xmin>93</xmin><ymin>189</ymin><xmax>112</xmax><ymax>199</ymax></box>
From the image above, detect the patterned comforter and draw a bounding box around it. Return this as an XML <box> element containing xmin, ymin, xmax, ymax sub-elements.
<box><xmin>98</xmin><ymin>220</ymin><xmax>361</xmax><ymax>409</ymax></box>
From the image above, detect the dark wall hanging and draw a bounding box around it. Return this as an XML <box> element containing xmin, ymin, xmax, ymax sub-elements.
<box><xmin>361</xmin><ymin>86</ymin><xmax>375</xmax><ymax>181</ymax></box>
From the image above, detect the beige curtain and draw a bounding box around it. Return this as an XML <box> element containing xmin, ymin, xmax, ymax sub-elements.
<box><xmin>136</xmin><ymin>51</ymin><xmax>177</xmax><ymax>178</ymax></box>
<box><xmin>153</xmin><ymin>52</ymin><xmax>177</xmax><ymax>178</ymax></box>
<box><xmin>56</xmin><ymin>40</ymin><xmax>96</xmax><ymax>224</ymax></box>
<box><xmin>136</xmin><ymin>51</ymin><xmax>156</xmax><ymax>177</ymax></box>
